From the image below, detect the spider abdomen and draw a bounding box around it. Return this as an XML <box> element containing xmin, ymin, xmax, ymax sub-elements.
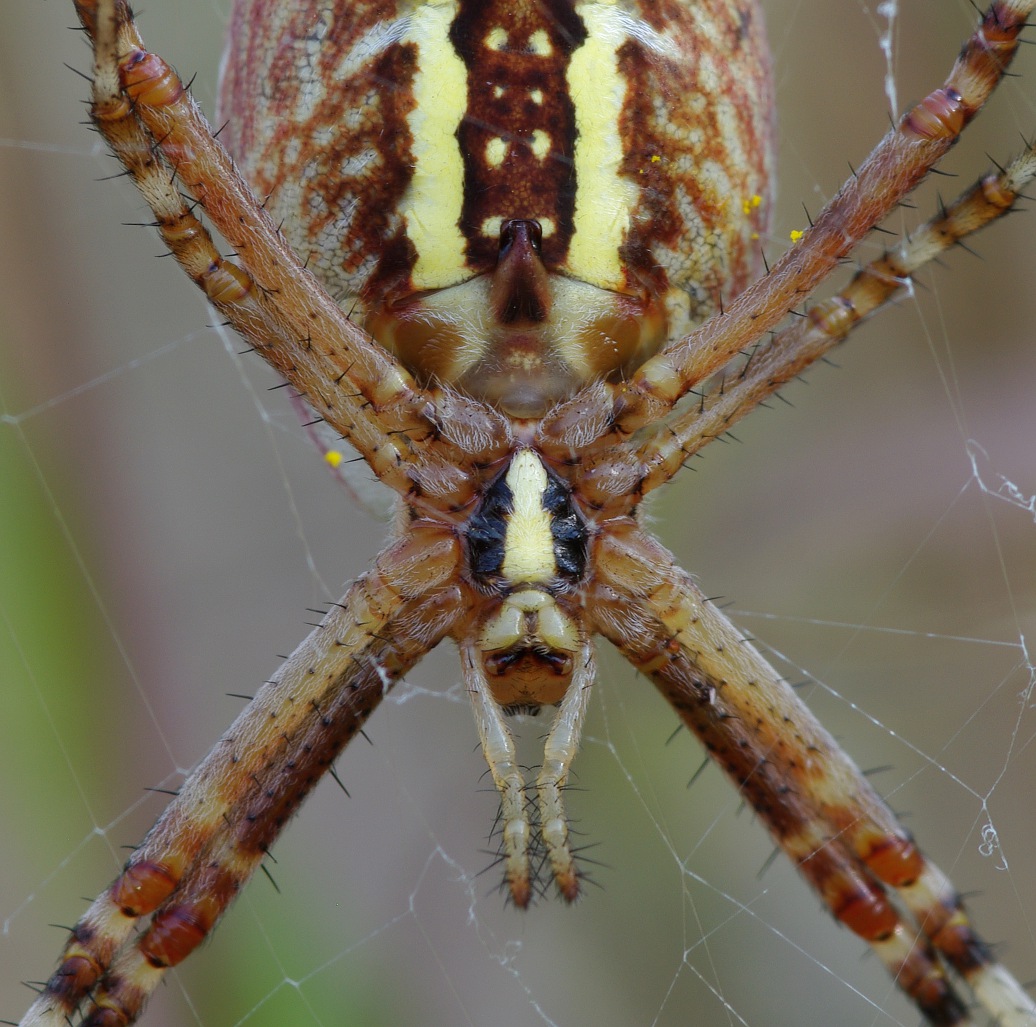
<box><xmin>219</xmin><ymin>0</ymin><xmax>775</xmax><ymax>416</ymax></box>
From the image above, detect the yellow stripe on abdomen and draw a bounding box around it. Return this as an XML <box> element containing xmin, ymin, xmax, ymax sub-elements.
<box><xmin>566</xmin><ymin>2</ymin><xmax>639</xmax><ymax>290</ymax></box>
<box><xmin>404</xmin><ymin>3</ymin><xmax>468</xmax><ymax>289</ymax></box>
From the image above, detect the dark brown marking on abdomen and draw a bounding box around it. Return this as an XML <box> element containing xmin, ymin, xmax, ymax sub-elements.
<box><xmin>450</xmin><ymin>0</ymin><xmax>586</xmax><ymax>272</ymax></box>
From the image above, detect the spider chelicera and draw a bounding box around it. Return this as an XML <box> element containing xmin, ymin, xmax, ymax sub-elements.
<box><xmin>6</xmin><ymin>2</ymin><xmax>1036</xmax><ymax>1027</ymax></box>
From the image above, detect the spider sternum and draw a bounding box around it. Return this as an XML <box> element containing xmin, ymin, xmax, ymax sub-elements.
<box><xmin>462</xmin><ymin>448</ymin><xmax>588</xmax><ymax>707</ymax></box>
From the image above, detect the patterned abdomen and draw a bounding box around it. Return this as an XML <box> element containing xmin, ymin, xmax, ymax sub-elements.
<box><xmin>219</xmin><ymin>0</ymin><xmax>774</xmax><ymax>415</ymax></box>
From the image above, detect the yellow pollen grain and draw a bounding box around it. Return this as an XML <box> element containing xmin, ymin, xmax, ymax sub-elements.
<box><xmin>324</xmin><ymin>450</ymin><xmax>344</xmax><ymax>469</ymax></box>
<box><xmin>789</xmin><ymin>228</ymin><xmax>804</xmax><ymax>242</ymax></box>
<box><xmin>742</xmin><ymin>193</ymin><xmax>763</xmax><ymax>215</ymax></box>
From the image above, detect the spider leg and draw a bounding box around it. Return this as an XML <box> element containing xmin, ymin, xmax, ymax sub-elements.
<box><xmin>607</xmin><ymin>0</ymin><xmax>1033</xmax><ymax>435</ymax></box>
<box><xmin>462</xmin><ymin>637</ymin><xmax>533</xmax><ymax>906</ymax></box>
<box><xmin>632</xmin><ymin>139</ymin><xmax>1036</xmax><ymax>495</ymax></box>
<box><xmin>77</xmin><ymin>0</ymin><xmax>516</xmax><ymax>514</ymax></box>
<box><xmin>461</xmin><ymin>636</ymin><xmax>595</xmax><ymax>906</ymax></box>
<box><xmin>75</xmin><ymin>0</ymin><xmax>441</xmax><ymax>494</ymax></box>
<box><xmin>535</xmin><ymin>642</ymin><xmax>595</xmax><ymax>902</ymax></box>
<box><xmin>21</xmin><ymin>527</ymin><xmax>463</xmax><ymax>1027</ymax></box>
<box><xmin>588</xmin><ymin>518</ymin><xmax>1036</xmax><ymax>1027</ymax></box>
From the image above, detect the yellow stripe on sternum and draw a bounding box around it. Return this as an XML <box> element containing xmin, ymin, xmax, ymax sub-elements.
<box><xmin>501</xmin><ymin>451</ymin><xmax>557</xmax><ymax>584</ymax></box>
<box><xmin>404</xmin><ymin>3</ymin><xmax>468</xmax><ymax>289</ymax></box>
<box><xmin>566</xmin><ymin>3</ymin><xmax>639</xmax><ymax>290</ymax></box>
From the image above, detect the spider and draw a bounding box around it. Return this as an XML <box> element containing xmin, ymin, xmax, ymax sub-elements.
<box><xmin>8</xmin><ymin>0</ymin><xmax>1036</xmax><ymax>1023</ymax></box>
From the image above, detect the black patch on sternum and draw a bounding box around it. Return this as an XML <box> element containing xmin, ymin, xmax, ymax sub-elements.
<box><xmin>449</xmin><ymin>1</ymin><xmax>587</xmax><ymax>272</ymax></box>
<box><xmin>466</xmin><ymin>457</ymin><xmax>588</xmax><ymax>585</ymax></box>
<box><xmin>542</xmin><ymin>473</ymin><xmax>587</xmax><ymax>578</ymax></box>
<box><xmin>466</xmin><ymin>473</ymin><xmax>513</xmax><ymax>579</ymax></box>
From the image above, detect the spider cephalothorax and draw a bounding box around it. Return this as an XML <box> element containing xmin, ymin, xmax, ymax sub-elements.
<box><xmin>20</xmin><ymin>1</ymin><xmax>1036</xmax><ymax>1024</ymax></box>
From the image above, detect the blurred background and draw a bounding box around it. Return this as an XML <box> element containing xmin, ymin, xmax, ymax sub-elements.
<box><xmin>2</xmin><ymin>2</ymin><xmax>1034</xmax><ymax>1025</ymax></box>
